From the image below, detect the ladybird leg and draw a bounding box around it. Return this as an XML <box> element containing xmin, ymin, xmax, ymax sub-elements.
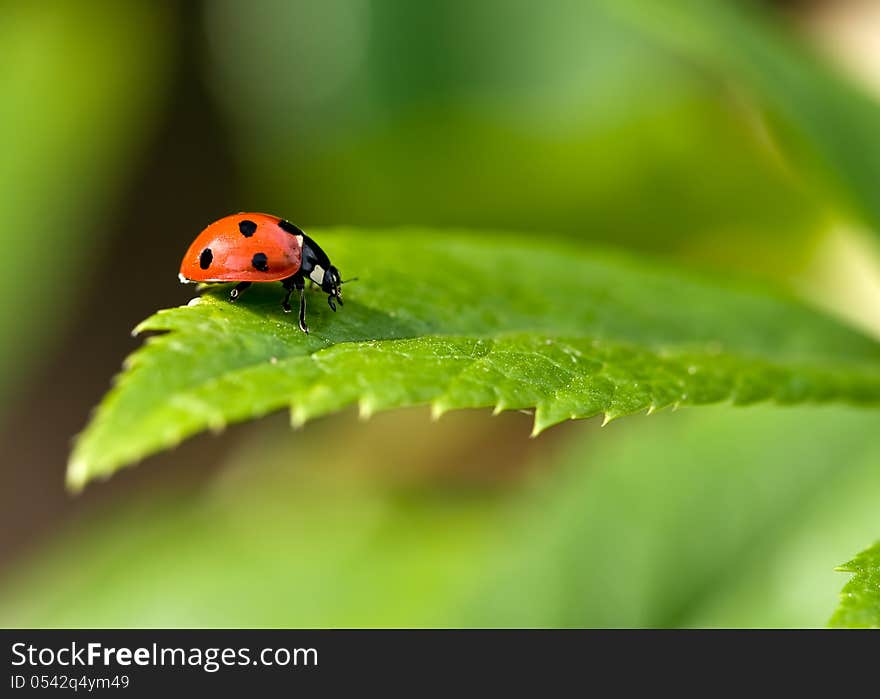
<box><xmin>229</xmin><ymin>281</ymin><xmax>251</xmax><ymax>303</ymax></box>
<box><xmin>281</xmin><ymin>275</ymin><xmax>302</xmax><ymax>312</ymax></box>
<box><xmin>281</xmin><ymin>285</ymin><xmax>294</xmax><ymax>313</ymax></box>
<box><xmin>282</xmin><ymin>275</ymin><xmax>309</xmax><ymax>333</ymax></box>
<box><xmin>298</xmin><ymin>284</ymin><xmax>309</xmax><ymax>334</ymax></box>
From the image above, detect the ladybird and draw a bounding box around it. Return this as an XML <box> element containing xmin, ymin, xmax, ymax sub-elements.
<box><xmin>179</xmin><ymin>212</ymin><xmax>346</xmax><ymax>333</ymax></box>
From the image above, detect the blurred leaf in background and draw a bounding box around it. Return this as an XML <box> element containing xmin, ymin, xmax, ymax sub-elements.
<box><xmin>474</xmin><ymin>405</ymin><xmax>880</xmax><ymax>627</ymax></box>
<box><xmin>0</xmin><ymin>0</ymin><xmax>172</xmax><ymax>410</ymax></box>
<box><xmin>203</xmin><ymin>0</ymin><xmax>824</xmax><ymax>273</ymax></box>
<box><xmin>600</xmin><ymin>0</ymin><xmax>880</xmax><ymax>236</ymax></box>
<box><xmin>4</xmin><ymin>403</ymin><xmax>880</xmax><ymax>627</ymax></box>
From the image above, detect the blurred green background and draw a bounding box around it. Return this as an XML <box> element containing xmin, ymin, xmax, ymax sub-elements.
<box><xmin>2</xmin><ymin>0</ymin><xmax>880</xmax><ymax>627</ymax></box>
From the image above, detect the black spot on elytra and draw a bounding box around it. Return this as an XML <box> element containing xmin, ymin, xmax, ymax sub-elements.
<box><xmin>239</xmin><ymin>219</ymin><xmax>257</xmax><ymax>237</ymax></box>
<box><xmin>278</xmin><ymin>219</ymin><xmax>303</xmax><ymax>236</ymax></box>
<box><xmin>199</xmin><ymin>248</ymin><xmax>213</xmax><ymax>270</ymax></box>
<box><xmin>252</xmin><ymin>252</ymin><xmax>269</xmax><ymax>272</ymax></box>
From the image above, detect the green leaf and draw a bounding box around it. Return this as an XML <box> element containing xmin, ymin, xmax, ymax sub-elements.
<box><xmin>600</xmin><ymin>0</ymin><xmax>880</xmax><ymax>232</ymax></box>
<box><xmin>8</xmin><ymin>404</ymin><xmax>880</xmax><ymax>627</ymax></box>
<box><xmin>68</xmin><ymin>229</ymin><xmax>880</xmax><ymax>489</ymax></box>
<box><xmin>830</xmin><ymin>542</ymin><xmax>880</xmax><ymax>628</ymax></box>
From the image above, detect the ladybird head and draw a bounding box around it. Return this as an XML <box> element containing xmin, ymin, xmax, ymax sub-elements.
<box><xmin>322</xmin><ymin>265</ymin><xmax>342</xmax><ymax>295</ymax></box>
<box><xmin>323</xmin><ymin>265</ymin><xmax>343</xmax><ymax>310</ymax></box>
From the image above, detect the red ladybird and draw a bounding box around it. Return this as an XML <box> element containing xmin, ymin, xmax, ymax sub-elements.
<box><xmin>179</xmin><ymin>212</ymin><xmax>345</xmax><ymax>333</ymax></box>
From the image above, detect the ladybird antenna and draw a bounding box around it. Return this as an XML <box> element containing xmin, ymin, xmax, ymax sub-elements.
<box><xmin>340</xmin><ymin>277</ymin><xmax>359</xmax><ymax>285</ymax></box>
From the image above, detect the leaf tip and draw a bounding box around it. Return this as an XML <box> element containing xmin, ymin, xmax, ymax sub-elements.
<box><xmin>834</xmin><ymin>560</ymin><xmax>859</xmax><ymax>573</ymax></box>
<box><xmin>290</xmin><ymin>405</ymin><xmax>308</xmax><ymax>429</ymax></box>
<box><xmin>430</xmin><ymin>400</ymin><xmax>448</xmax><ymax>421</ymax></box>
<box><xmin>532</xmin><ymin>404</ymin><xmax>570</xmax><ymax>436</ymax></box>
<box><xmin>358</xmin><ymin>398</ymin><xmax>376</xmax><ymax>421</ymax></box>
<box><xmin>65</xmin><ymin>458</ymin><xmax>89</xmax><ymax>494</ymax></box>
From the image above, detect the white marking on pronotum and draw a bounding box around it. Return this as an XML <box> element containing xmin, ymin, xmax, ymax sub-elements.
<box><xmin>310</xmin><ymin>264</ymin><xmax>326</xmax><ymax>286</ymax></box>
<box><xmin>178</xmin><ymin>273</ymin><xmax>192</xmax><ymax>284</ymax></box>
